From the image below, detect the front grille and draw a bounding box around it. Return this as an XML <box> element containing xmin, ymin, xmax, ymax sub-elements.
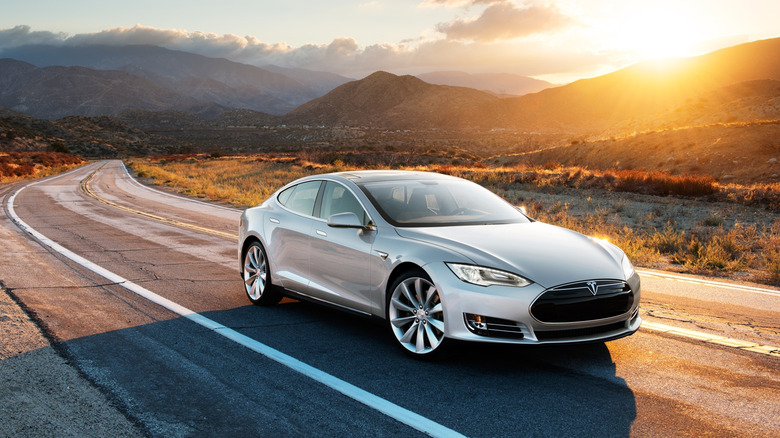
<box><xmin>530</xmin><ymin>280</ymin><xmax>633</xmax><ymax>323</ymax></box>
<box><xmin>535</xmin><ymin>321</ymin><xmax>626</xmax><ymax>341</ymax></box>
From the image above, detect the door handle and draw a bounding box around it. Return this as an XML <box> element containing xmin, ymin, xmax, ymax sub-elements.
<box><xmin>315</xmin><ymin>229</ymin><xmax>327</xmax><ymax>237</ymax></box>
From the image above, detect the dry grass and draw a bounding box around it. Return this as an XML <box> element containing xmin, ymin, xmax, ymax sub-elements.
<box><xmin>0</xmin><ymin>152</ymin><xmax>85</xmax><ymax>184</ymax></box>
<box><xmin>127</xmin><ymin>154</ymin><xmax>334</xmax><ymax>207</ymax></box>
<box><xmin>127</xmin><ymin>153</ymin><xmax>780</xmax><ymax>286</ymax></box>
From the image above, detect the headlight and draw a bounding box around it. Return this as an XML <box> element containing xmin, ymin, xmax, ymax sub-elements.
<box><xmin>621</xmin><ymin>255</ymin><xmax>636</xmax><ymax>279</ymax></box>
<box><xmin>446</xmin><ymin>263</ymin><xmax>532</xmax><ymax>287</ymax></box>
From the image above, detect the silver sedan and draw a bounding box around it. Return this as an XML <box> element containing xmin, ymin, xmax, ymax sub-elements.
<box><xmin>238</xmin><ymin>170</ymin><xmax>641</xmax><ymax>358</ymax></box>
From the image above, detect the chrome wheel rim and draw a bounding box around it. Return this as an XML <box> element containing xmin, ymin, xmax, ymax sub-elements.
<box><xmin>388</xmin><ymin>276</ymin><xmax>445</xmax><ymax>355</ymax></box>
<box><xmin>243</xmin><ymin>245</ymin><xmax>267</xmax><ymax>300</ymax></box>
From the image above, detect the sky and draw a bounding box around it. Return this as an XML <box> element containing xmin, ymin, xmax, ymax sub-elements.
<box><xmin>1</xmin><ymin>0</ymin><xmax>778</xmax><ymax>83</ymax></box>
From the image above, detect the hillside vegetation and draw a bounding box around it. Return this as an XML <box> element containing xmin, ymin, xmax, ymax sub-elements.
<box><xmin>0</xmin><ymin>151</ymin><xmax>83</xmax><ymax>183</ymax></box>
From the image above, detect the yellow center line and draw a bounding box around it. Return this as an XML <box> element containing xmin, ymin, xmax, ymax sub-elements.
<box><xmin>80</xmin><ymin>167</ymin><xmax>238</xmax><ymax>240</ymax></box>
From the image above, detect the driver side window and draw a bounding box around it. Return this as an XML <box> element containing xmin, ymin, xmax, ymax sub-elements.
<box><xmin>319</xmin><ymin>182</ymin><xmax>370</xmax><ymax>226</ymax></box>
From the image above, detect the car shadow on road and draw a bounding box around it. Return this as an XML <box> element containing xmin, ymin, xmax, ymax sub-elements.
<box><xmin>52</xmin><ymin>298</ymin><xmax>637</xmax><ymax>437</ymax></box>
<box><xmin>204</xmin><ymin>299</ymin><xmax>637</xmax><ymax>437</ymax></box>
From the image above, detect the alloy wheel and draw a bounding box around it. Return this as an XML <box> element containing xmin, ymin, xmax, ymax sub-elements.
<box><xmin>388</xmin><ymin>273</ymin><xmax>446</xmax><ymax>356</ymax></box>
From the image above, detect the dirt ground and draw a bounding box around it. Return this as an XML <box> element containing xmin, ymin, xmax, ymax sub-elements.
<box><xmin>0</xmin><ymin>287</ymin><xmax>144</xmax><ymax>437</ymax></box>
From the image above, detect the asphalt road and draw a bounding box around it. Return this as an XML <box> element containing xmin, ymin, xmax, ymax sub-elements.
<box><xmin>1</xmin><ymin>160</ymin><xmax>778</xmax><ymax>437</ymax></box>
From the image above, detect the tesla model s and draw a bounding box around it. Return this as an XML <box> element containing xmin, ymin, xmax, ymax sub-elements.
<box><xmin>238</xmin><ymin>170</ymin><xmax>641</xmax><ymax>357</ymax></box>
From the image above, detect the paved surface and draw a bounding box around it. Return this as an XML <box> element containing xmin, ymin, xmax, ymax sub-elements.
<box><xmin>1</xmin><ymin>160</ymin><xmax>778</xmax><ymax>437</ymax></box>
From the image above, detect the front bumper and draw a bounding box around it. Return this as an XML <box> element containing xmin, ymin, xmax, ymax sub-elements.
<box><xmin>426</xmin><ymin>263</ymin><xmax>642</xmax><ymax>345</ymax></box>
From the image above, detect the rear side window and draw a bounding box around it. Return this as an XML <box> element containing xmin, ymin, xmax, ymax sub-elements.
<box><xmin>277</xmin><ymin>181</ymin><xmax>321</xmax><ymax>216</ymax></box>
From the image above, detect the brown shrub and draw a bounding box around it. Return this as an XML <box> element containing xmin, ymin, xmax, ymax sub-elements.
<box><xmin>612</xmin><ymin>169</ymin><xmax>717</xmax><ymax>197</ymax></box>
<box><xmin>0</xmin><ymin>151</ymin><xmax>83</xmax><ymax>180</ymax></box>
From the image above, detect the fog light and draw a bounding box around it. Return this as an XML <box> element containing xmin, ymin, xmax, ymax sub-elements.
<box><xmin>465</xmin><ymin>313</ymin><xmax>489</xmax><ymax>336</ymax></box>
<box><xmin>464</xmin><ymin>313</ymin><xmax>527</xmax><ymax>339</ymax></box>
<box><xmin>466</xmin><ymin>313</ymin><xmax>485</xmax><ymax>329</ymax></box>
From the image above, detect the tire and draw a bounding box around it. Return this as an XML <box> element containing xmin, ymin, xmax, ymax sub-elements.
<box><xmin>242</xmin><ymin>241</ymin><xmax>283</xmax><ymax>306</ymax></box>
<box><xmin>386</xmin><ymin>269</ymin><xmax>448</xmax><ymax>358</ymax></box>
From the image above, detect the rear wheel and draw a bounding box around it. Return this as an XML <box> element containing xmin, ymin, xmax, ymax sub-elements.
<box><xmin>386</xmin><ymin>269</ymin><xmax>447</xmax><ymax>358</ymax></box>
<box><xmin>242</xmin><ymin>241</ymin><xmax>282</xmax><ymax>306</ymax></box>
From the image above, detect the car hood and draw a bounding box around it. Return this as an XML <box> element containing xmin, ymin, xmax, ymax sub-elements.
<box><xmin>395</xmin><ymin>222</ymin><xmax>625</xmax><ymax>288</ymax></box>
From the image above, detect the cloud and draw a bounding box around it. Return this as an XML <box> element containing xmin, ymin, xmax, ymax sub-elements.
<box><xmin>0</xmin><ymin>25</ymin><xmax>67</xmax><ymax>48</ymax></box>
<box><xmin>0</xmin><ymin>22</ymin><xmax>609</xmax><ymax>82</ymax></box>
<box><xmin>62</xmin><ymin>25</ymin><xmax>261</xmax><ymax>58</ymax></box>
<box><xmin>0</xmin><ymin>24</ymin><xmax>411</xmax><ymax>74</ymax></box>
<box><xmin>435</xmin><ymin>1</ymin><xmax>576</xmax><ymax>42</ymax></box>
<box><xmin>421</xmin><ymin>0</ymin><xmax>504</xmax><ymax>6</ymax></box>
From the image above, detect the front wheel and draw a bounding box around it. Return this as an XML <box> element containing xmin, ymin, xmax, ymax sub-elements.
<box><xmin>386</xmin><ymin>269</ymin><xmax>447</xmax><ymax>358</ymax></box>
<box><xmin>242</xmin><ymin>241</ymin><xmax>282</xmax><ymax>306</ymax></box>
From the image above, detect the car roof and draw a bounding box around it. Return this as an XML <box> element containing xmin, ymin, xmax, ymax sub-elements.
<box><xmin>330</xmin><ymin>170</ymin><xmax>458</xmax><ymax>184</ymax></box>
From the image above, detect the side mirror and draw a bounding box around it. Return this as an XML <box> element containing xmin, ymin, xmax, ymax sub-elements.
<box><xmin>516</xmin><ymin>205</ymin><xmax>535</xmax><ymax>222</ymax></box>
<box><xmin>327</xmin><ymin>212</ymin><xmax>364</xmax><ymax>228</ymax></box>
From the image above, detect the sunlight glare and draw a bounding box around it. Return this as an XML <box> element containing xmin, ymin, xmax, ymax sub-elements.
<box><xmin>616</xmin><ymin>11</ymin><xmax>706</xmax><ymax>60</ymax></box>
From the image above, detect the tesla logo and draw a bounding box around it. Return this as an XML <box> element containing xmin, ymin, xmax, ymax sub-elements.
<box><xmin>586</xmin><ymin>281</ymin><xmax>599</xmax><ymax>296</ymax></box>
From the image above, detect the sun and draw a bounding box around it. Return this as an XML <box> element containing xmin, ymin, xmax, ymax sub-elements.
<box><xmin>613</xmin><ymin>11</ymin><xmax>707</xmax><ymax>60</ymax></box>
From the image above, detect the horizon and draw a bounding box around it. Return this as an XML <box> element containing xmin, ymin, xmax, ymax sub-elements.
<box><xmin>2</xmin><ymin>0</ymin><xmax>779</xmax><ymax>84</ymax></box>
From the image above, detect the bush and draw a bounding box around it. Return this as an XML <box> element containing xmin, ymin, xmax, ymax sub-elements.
<box><xmin>612</xmin><ymin>170</ymin><xmax>717</xmax><ymax>197</ymax></box>
<box><xmin>51</xmin><ymin>141</ymin><xmax>70</xmax><ymax>154</ymax></box>
<box><xmin>0</xmin><ymin>151</ymin><xmax>83</xmax><ymax>181</ymax></box>
<box><xmin>766</xmin><ymin>250</ymin><xmax>780</xmax><ymax>285</ymax></box>
<box><xmin>651</xmin><ymin>223</ymin><xmax>687</xmax><ymax>254</ymax></box>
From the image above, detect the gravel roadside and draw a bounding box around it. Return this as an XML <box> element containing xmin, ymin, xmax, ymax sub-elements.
<box><xmin>0</xmin><ymin>287</ymin><xmax>144</xmax><ymax>437</ymax></box>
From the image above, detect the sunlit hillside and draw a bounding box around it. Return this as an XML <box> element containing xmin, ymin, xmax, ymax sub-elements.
<box><xmin>485</xmin><ymin>38</ymin><xmax>780</xmax><ymax>134</ymax></box>
<box><xmin>498</xmin><ymin>120</ymin><xmax>779</xmax><ymax>183</ymax></box>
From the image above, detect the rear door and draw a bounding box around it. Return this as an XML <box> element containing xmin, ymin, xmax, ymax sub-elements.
<box><xmin>267</xmin><ymin>180</ymin><xmax>321</xmax><ymax>293</ymax></box>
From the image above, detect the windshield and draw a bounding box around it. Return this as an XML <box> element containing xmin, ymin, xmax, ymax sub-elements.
<box><xmin>358</xmin><ymin>178</ymin><xmax>530</xmax><ymax>227</ymax></box>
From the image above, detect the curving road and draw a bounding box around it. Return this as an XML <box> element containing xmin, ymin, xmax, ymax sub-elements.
<box><xmin>1</xmin><ymin>160</ymin><xmax>778</xmax><ymax>437</ymax></box>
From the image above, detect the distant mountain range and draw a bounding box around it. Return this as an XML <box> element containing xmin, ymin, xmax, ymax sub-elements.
<box><xmin>0</xmin><ymin>44</ymin><xmax>353</xmax><ymax>117</ymax></box>
<box><xmin>416</xmin><ymin>71</ymin><xmax>554</xmax><ymax>96</ymax></box>
<box><xmin>1</xmin><ymin>38</ymin><xmax>779</xmax><ymax>137</ymax></box>
<box><xmin>286</xmin><ymin>38</ymin><xmax>780</xmax><ymax>133</ymax></box>
<box><xmin>0</xmin><ymin>43</ymin><xmax>556</xmax><ymax>121</ymax></box>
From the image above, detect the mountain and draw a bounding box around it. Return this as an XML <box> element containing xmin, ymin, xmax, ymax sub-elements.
<box><xmin>285</xmin><ymin>38</ymin><xmax>780</xmax><ymax>133</ymax></box>
<box><xmin>0</xmin><ymin>59</ymin><xmax>208</xmax><ymax>119</ymax></box>
<box><xmin>284</xmin><ymin>71</ymin><xmax>498</xmax><ymax>128</ymax></box>
<box><xmin>416</xmin><ymin>71</ymin><xmax>554</xmax><ymax>96</ymax></box>
<box><xmin>2</xmin><ymin>38</ymin><xmax>778</xmax><ymax>137</ymax></box>
<box><xmin>485</xmin><ymin>38</ymin><xmax>780</xmax><ymax>134</ymax></box>
<box><xmin>0</xmin><ymin>45</ymin><xmax>345</xmax><ymax>115</ymax></box>
<box><xmin>261</xmin><ymin>65</ymin><xmax>353</xmax><ymax>96</ymax></box>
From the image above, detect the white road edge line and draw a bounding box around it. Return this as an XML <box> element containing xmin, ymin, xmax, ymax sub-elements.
<box><xmin>7</xmin><ymin>169</ymin><xmax>466</xmax><ymax>438</ymax></box>
<box><xmin>636</xmin><ymin>269</ymin><xmax>780</xmax><ymax>297</ymax></box>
